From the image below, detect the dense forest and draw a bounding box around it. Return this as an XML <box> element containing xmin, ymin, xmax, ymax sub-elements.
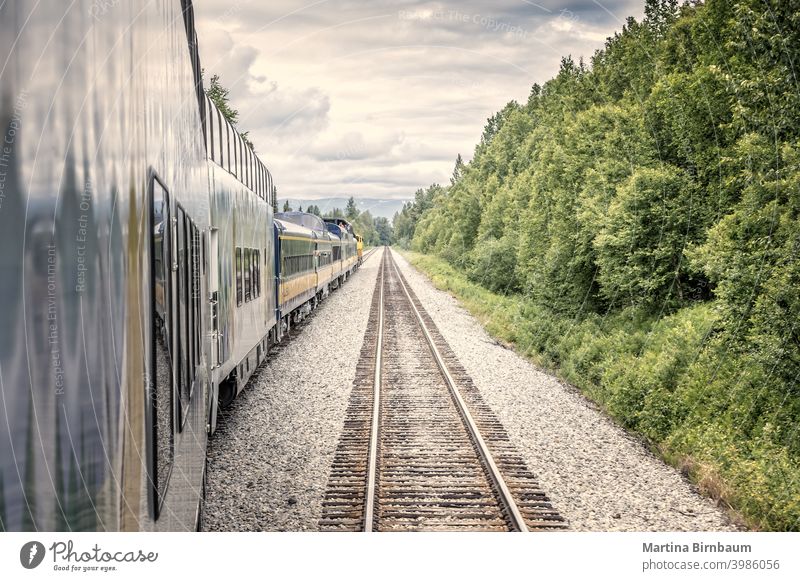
<box><xmin>394</xmin><ymin>0</ymin><xmax>799</xmax><ymax>530</ymax></box>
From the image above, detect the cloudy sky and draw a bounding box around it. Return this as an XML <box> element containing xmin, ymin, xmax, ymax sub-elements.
<box><xmin>194</xmin><ymin>0</ymin><xmax>643</xmax><ymax>201</ymax></box>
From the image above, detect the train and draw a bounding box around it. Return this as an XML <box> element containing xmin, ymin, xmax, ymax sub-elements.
<box><xmin>0</xmin><ymin>0</ymin><xmax>362</xmax><ymax>532</ymax></box>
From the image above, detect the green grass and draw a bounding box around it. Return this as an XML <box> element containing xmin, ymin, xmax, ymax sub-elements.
<box><xmin>400</xmin><ymin>249</ymin><xmax>800</xmax><ymax>531</ymax></box>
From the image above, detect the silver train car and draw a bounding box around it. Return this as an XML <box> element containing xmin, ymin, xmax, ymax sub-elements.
<box><xmin>204</xmin><ymin>90</ymin><xmax>276</xmax><ymax>419</ymax></box>
<box><xmin>0</xmin><ymin>0</ymin><xmax>211</xmax><ymax>531</ymax></box>
<box><xmin>0</xmin><ymin>0</ymin><xmax>366</xmax><ymax>532</ymax></box>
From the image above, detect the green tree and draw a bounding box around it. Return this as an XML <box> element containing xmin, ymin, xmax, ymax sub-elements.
<box><xmin>204</xmin><ymin>72</ymin><xmax>254</xmax><ymax>150</ymax></box>
<box><xmin>451</xmin><ymin>154</ymin><xmax>465</xmax><ymax>186</ymax></box>
<box><xmin>374</xmin><ymin>217</ymin><xmax>393</xmax><ymax>246</ymax></box>
<box><xmin>282</xmin><ymin>200</ymin><xmax>292</xmax><ymax>212</ymax></box>
<box><xmin>329</xmin><ymin>207</ymin><xmax>345</xmax><ymax>219</ymax></box>
<box><xmin>593</xmin><ymin>166</ymin><xmax>698</xmax><ymax>309</ymax></box>
<box><xmin>345</xmin><ymin>197</ymin><xmax>359</xmax><ymax>220</ymax></box>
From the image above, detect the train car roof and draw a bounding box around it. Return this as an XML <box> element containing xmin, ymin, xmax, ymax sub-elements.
<box><xmin>275</xmin><ymin>211</ymin><xmax>328</xmax><ymax>234</ymax></box>
<box><xmin>274</xmin><ymin>217</ymin><xmax>316</xmax><ymax>239</ymax></box>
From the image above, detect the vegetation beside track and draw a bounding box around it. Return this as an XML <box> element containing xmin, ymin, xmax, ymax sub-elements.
<box><xmin>392</xmin><ymin>0</ymin><xmax>800</xmax><ymax>531</ymax></box>
<box><xmin>400</xmin><ymin>244</ymin><xmax>799</xmax><ymax>531</ymax></box>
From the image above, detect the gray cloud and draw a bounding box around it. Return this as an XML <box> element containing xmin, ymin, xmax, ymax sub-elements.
<box><xmin>195</xmin><ymin>0</ymin><xmax>643</xmax><ymax>200</ymax></box>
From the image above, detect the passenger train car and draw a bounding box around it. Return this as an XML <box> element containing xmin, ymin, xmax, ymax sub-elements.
<box><xmin>322</xmin><ymin>218</ymin><xmax>360</xmax><ymax>287</ymax></box>
<box><xmin>0</xmin><ymin>0</ymin><xmax>362</xmax><ymax>532</ymax></box>
<box><xmin>274</xmin><ymin>212</ymin><xmax>360</xmax><ymax>332</ymax></box>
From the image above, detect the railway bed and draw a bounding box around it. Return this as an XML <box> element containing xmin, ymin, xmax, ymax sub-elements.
<box><xmin>320</xmin><ymin>249</ymin><xmax>566</xmax><ymax>532</ymax></box>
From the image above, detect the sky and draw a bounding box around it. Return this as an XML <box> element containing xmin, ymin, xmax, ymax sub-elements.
<box><xmin>194</xmin><ymin>0</ymin><xmax>644</xmax><ymax>201</ymax></box>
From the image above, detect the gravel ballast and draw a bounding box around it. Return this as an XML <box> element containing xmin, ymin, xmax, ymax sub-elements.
<box><xmin>204</xmin><ymin>251</ymin><xmax>383</xmax><ymax>531</ymax></box>
<box><xmin>389</xmin><ymin>249</ymin><xmax>736</xmax><ymax>532</ymax></box>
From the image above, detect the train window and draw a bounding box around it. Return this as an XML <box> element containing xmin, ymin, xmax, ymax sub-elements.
<box><xmin>226</xmin><ymin>120</ymin><xmax>232</xmax><ymax>174</ymax></box>
<box><xmin>217</xmin><ymin>108</ymin><xmax>224</xmax><ymax>169</ymax></box>
<box><xmin>234</xmin><ymin>133</ymin><xmax>239</xmax><ymax>179</ymax></box>
<box><xmin>214</xmin><ymin>102</ymin><xmax>220</xmax><ymax>164</ymax></box>
<box><xmin>242</xmin><ymin>140</ymin><xmax>246</xmax><ymax>184</ymax></box>
<box><xmin>268</xmin><ymin>174</ymin><xmax>273</xmax><ymax>204</ymax></box>
<box><xmin>244</xmin><ymin>248</ymin><xmax>252</xmax><ymax>302</ymax></box>
<box><xmin>283</xmin><ymin>251</ymin><xmax>313</xmax><ymax>276</ymax></box>
<box><xmin>176</xmin><ymin>207</ymin><xmax>191</xmax><ymax>427</ymax></box>
<box><xmin>241</xmin><ymin>140</ymin><xmax>246</xmax><ymax>184</ymax></box>
<box><xmin>244</xmin><ymin>147</ymin><xmax>249</xmax><ymax>189</ymax></box>
<box><xmin>191</xmin><ymin>223</ymin><xmax>201</xmax><ymax>392</ymax></box>
<box><xmin>208</xmin><ymin>100</ymin><xmax>215</xmax><ymax>162</ymax></box>
<box><xmin>253</xmin><ymin>249</ymin><xmax>259</xmax><ymax>298</ymax></box>
<box><xmin>241</xmin><ymin>146</ymin><xmax>246</xmax><ymax>188</ymax></box>
<box><xmin>233</xmin><ymin>135</ymin><xmax>238</xmax><ymax>179</ymax></box>
<box><xmin>250</xmin><ymin>150</ymin><xmax>255</xmax><ymax>191</ymax></box>
<box><xmin>251</xmin><ymin>248</ymin><xmax>256</xmax><ymax>297</ymax></box>
<box><xmin>249</xmin><ymin>150</ymin><xmax>254</xmax><ymax>191</ymax></box>
<box><xmin>235</xmin><ymin>247</ymin><xmax>243</xmax><ymax>306</ymax></box>
<box><xmin>148</xmin><ymin>174</ymin><xmax>175</xmax><ymax>520</ymax></box>
<box><xmin>256</xmin><ymin>249</ymin><xmax>261</xmax><ymax>296</ymax></box>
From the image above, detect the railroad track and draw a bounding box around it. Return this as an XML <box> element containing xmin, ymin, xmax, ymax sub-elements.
<box><xmin>361</xmin><ymin>247</ymin><xmax>379</xmax><ymax>264</ymax></box>
<box><xmin>320</xmin><ymin>248</ymin><xmax>566</xmax><ymax>531</ymax></box>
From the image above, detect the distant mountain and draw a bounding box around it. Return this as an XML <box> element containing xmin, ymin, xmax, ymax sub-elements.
<box><xmin>277</xmin><ymin>198</ymin><xmax>410</xmax><ymax>221</ymax></box>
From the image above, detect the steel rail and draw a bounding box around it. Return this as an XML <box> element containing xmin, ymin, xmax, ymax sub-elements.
<box><xmin>361</xmin><ymin>246</ymin><xmax>379</xmax><ymax>263</ymax></box>
<box><xmin>387</xmin><ymin>250</ymin><xmax>530</xmax><ymax>532</ymax></box>
<box><xmin>362</xmin><ymin>249</ymin><xmax>385</xmax><ymax>531</ymax></box>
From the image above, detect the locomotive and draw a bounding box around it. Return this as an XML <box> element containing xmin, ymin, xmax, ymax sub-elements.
<box><xmin>0</xmin><ymin>0</ymin><xmax>360</xmax><ymax>532</ymax></box>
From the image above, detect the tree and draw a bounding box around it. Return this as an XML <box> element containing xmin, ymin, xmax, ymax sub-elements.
<box><xmin>204</xmin><ymin>71</ymin><xmax>255</xmax><ymax>151</ymax></box>
<box><xmin>282</xmin><ymin>201</ymin><xmax>291</xmax><ymax>212</ymax></box>
<box><xmin>374</xmin><ymin>217</ymin><xmax>393</xmax><ymax>246</ymax></box>
<box><xmin>205</xmin><ymin>73</ymin><xmax>238</xmax><ymax>125</ymax></box>
<box><xmin>593</xmin><ymin>166</ymin><xmax>697</xmax><ymax>308</ymax></box>
<box><xmin>345</xmin><ymin>196</ymin><xmax>359</xmax><ymax>220</ymax></box>
<box><xmin>451</xmin><ymin>154</ymin><xmax>465</xmax><ymax>186</ymax></box>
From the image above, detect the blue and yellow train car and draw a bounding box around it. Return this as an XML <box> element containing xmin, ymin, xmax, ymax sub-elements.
<box><xmin>274</xmin><ymin>218</ymin><xmax>317</xmax><ymax>331</ymax></box>
<box><xmin>324</xmin><ymin>219</ymin><xmax>359</xmax><ymax>281</ymax></box>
